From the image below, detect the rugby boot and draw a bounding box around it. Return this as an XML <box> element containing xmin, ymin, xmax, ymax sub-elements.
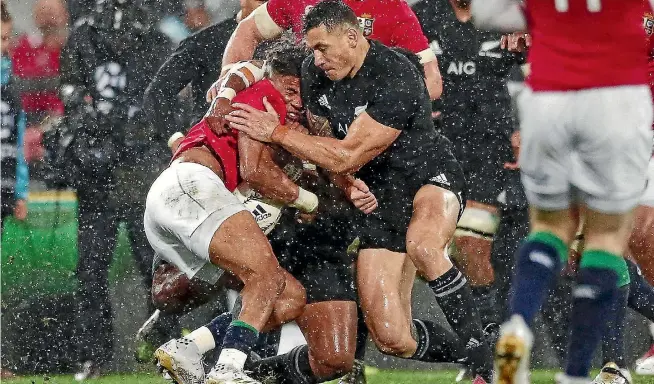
<box><xmin>338</xmin><ymin>359</ymin><xmax>367</xmax><ymax>384</ymax></box>
<box><xmin>591</xmin><ymin>362</ymin><xmax>632</xmax><ymax>384</ymax></box>
<box><xmin>635</xmin><ymin>343</ymin><xmax>654</xmax><ymax>375</ymax></box>
<box><xmin>155</xmin><ymin>338</ymin><xmax>205</xmax><ymax>384</ymax></box>
<box><xmin>493</xmin><ymin>315</ymin><xmax>533</xmax><ymax>384</ymax></box>
<box><xmin>207</xmin><ymin>363</ymin><xmax>262</xmax><ymax>384</ymax></box>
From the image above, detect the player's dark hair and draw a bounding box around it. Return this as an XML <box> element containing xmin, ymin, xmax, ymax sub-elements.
<box><xmin>391</xmin><ymin>47</ymin><xmax>426</xmax><ymax>79</ymax></box>
<box><xmin>302</xmin><ymin>0</ymin><xmax>359</xmax><ymax>36</ymax></box>
<box><xmin>265</xmin><ymin>35</ymin><xmax>308</xmax><ymax>78</ymax></box>
<box><xmin>1</xmin><ymin>0</ymin><xmax>12</xmax><ymax>23</ymax></box>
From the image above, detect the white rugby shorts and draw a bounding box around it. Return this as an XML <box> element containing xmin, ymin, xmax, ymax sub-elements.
<box><xmin>518</xmin><ymin>85</ymin><xmax>653</xmax><ymax>213</ymax></box>
<box><xmin>144</xmin><ymin>161</ymin><xmax>247</xmax><ymax>283</ymax></box>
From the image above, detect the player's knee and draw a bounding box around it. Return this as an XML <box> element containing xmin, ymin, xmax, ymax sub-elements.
<box><xmin>243</xmin><ymin>263</ymin><xmax>286</xmax><ymax>298</ymax></box>
<box><xmin>370</xmin><ymin>326</ymin><xmax>414</xmax><ymax>357</ymax></box>
<box><xmin>274</xmin><ymin>275</ymin><xmax>307</xmax><ymax>322</ymax></box>
<box><xmin>310</xmin><ymin>349</ymin><xmax>355</xmax><ymax>379</ymax></box>
<box><xmin>406</xmin><ymin>237</ymin><xmax>449</xmax><ymax>266</ymax></box>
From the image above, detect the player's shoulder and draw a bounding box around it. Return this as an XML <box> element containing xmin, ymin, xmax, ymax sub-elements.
<box><xmin>182</xmin><ymin>19</ymin><xmax>237</xmax><ymax>49</ymax></box>
<box><xmin>367</xmin><ymin>41</ymin><xmax>422</xmax><ymax>82</ymax></box>
<box><xmin>233</xmin><ymin>79</ymin><xmax>285</xmax><ymax>113</ymax></box>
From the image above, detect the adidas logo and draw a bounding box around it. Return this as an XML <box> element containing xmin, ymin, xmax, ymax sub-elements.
<box><xmin>429</xmin><ymin>173</ymin><xmax>450</xmax><ymax>186</ymax></box>
<box><xmin>252</xmin><ymin>204</ymin><xmax>272</xmax><ymax>222</ymax></box>
<box><xmin>318</xmin><ymin>94</ymin><xmax>331</xmax><ymax>110</ymax></box>
<box><xmin>465</xmin><ymin>337</ymin><xmax>481</xmax><ymax>350</ymax></box>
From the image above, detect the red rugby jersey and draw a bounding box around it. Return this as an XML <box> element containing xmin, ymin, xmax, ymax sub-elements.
<box><xmin>265</xmin><ymin>0</ymin><xmax>429</xmax><ymax>54</ymax></box>
<box><xmin>172</xmin><ymin>79</ymin><xmax>287</xmax><ymax>192</ymax></box>
<box><xmin>524</xmin><ymin>0</ymin><xmax>648</xmax><ymax>91</ymax></box>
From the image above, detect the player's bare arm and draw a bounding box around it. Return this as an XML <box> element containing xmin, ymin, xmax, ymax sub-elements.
<box><xmin>471</xmin><ymin>0</ymin><xmax>526</xmax><ymax>32</ymax></box>
<box><xmin>304</xmin><ymin>110</ymin><xmax>378</xmax><ymax>213</ymax></box>
<box><xmin>238</xmin><ymin>129</ymin><xmax>305</xmax><ymax>206</ymax></box>
<box><xmin>422</xmin><ymin>58</ymin><xmax>443</xmax><ymax>100</ymax></box>
<box><xmin>226</xmin><ymin>99</ymin><xmax>400</xmax><ymax>175</ymax></box>
<box><xmin>221</xmin><ymin>4</ymin><xmax>283</xmax><ymax>72</ymax></box>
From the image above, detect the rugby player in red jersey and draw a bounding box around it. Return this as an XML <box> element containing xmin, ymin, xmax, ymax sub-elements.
<box><xmin>146</xmin><ymin>43</ymin><xmax>314</xmax><ymax>384</ymax></box>
<box><xmin>207</xmin><ymin>0</ymin><xmax>442</xmax><ymax>101</ymax></box>
<box><xmin>472</xmin><ymin>1</ymin><xmax>653</xmax><ymax>383</ymax></box>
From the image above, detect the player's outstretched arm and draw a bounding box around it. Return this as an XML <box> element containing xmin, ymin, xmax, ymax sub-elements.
<box><xmin>471</xmin><ymin>0</ymin><xmax>526</xmax><ymax>32</ymax></box>
<box><xmin>226</xmin><ymin>98</ymin><xmax>400</xmax><ymax>175</ymax></box>
<box><xmin>239</xmin><ymin>129</ymin><xmax>318</xmax><ymax>213</ymax></box>
<box><xmin>221</xmin><ymin>3</ymin><xmax>283</xmax><ymax>73</ymax></box>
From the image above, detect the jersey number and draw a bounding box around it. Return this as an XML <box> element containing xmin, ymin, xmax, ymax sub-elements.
<box><xmin>554</xmin><ymin>0</ymin><xmax>601</xmax><ymax>12</ymax></box>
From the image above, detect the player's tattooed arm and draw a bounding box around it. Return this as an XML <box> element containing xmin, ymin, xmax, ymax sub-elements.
<box><xmin>238</xmin><ymin>130</ymin><xmax>318</xmax><ymax>213</ymax></box>
<box><xmin>206</xmin><ymin>60</ymin><xmax>266</xmax><ymax>103</ymax></box>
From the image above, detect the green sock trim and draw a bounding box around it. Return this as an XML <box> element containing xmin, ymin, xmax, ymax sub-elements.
<box><xmin>527</xmin><ymin>231</ymin><xmax>568</xmax><ymax>263</ymax></box>
<box><xmin>580</xmin><ymin>250</ymin><xmax>630</xmax><ymax>287</ymax></box>
<box><xmin>230</xmin><ymin>320</ymin><xmax>259</xmax><ymax>335</ymax></box>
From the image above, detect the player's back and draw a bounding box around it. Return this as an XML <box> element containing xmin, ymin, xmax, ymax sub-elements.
<box><xmin>526</xmin><ymin>0</ymin><xmax>648</xmax><ymax>91</ymax></box>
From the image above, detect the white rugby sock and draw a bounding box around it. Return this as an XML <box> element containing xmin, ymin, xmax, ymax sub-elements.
<box><xmin>217</xmin><ymin>348</ymin><xmax>248</xmax><ymax>369</ymax></box>
<box><xmin>187</xmin><ymin>326</ymin><xmax>216</xmax><ymax>354</ymax></box>
<box><xmin>649</xmin><ymin>322</ymin><xmax>654</xmax><ymax>340</ymax></box>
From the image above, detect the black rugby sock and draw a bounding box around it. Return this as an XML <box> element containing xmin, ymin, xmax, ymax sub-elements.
<box><xmin>470</xmin><ymin>285</ymin><xmax>500</xmax><ymax>329</ymax></box>
<box><xmin>429</xmin><ymin>267</ymin><xmax>492</xmax><ymax>379</ymax></box>
<box><xmin>248</xmin><ymin>345</ymin><xmax>317</xmax><ymax>384</ymax></box>
<box><xmin>411</xmin><ymin>319</ymin><xmax>466</xmax><ymax>363</ymax></box>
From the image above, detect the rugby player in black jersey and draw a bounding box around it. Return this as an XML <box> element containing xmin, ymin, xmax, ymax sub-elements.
<box><xmin>226</xmin><ymin>1</ymin><xmax>493</xmax><ymax>381</ymax></box>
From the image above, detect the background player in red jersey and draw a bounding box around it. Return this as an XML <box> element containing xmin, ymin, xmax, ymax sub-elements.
<box><xmin>472</xmin><ymin>1</ymin><xmax>653</xmax><ymax>383</ymax></box>
<box><xmin>208</xmin><ymin>0</ymin><xmax>443</xmax><ymax>100</ymax></box>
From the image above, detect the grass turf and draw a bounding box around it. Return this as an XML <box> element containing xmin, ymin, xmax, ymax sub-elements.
<box><xmin>5</xmin><ymin>369</ymin><xmax>654</xmax><ymax>384</ymax></box>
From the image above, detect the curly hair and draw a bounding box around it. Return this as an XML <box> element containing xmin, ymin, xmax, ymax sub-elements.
<box><xmin>265</xmin><ymin>34</ymin><xmax>309</xmax><ymax>78</ymax></box>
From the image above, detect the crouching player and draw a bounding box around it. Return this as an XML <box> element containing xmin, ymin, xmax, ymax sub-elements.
<box><xmin>145</xmin><ymin>42</ymin><xmax>315</xmax><ymax>384</ymax></box>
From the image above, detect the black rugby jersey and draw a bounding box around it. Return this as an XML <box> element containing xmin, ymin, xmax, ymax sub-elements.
<box><xmin>301</xmin><ymin>40</ymin><xmax>456</xmax><ymax>193</ymax></box>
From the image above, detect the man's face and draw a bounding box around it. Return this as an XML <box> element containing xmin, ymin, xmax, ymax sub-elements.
<box><xmin>269</xmin><ymin>73</ymin><xmax>303</xmax><ymax>122</ymax></box>
<box><xmin>306</xmin><ymin>24</ymin><xmax>358</xmax><ymax>81</ymax></box>
<box><xmin>1</xmin><ymin>22</ymin><xmax>12</xmax><ymax>56</ymax></box>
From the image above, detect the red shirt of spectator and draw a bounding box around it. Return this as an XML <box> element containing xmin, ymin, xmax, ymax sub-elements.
<box><xmin>11</xmin><ymin>34</ymin><xmax>64</xmax><ymax>115</ymax></box>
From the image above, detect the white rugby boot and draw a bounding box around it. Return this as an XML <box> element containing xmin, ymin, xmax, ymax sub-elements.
<box><xmin>492</xmin><ymin>315</ymin><xmax>533</xmax><ymax>384</ymax></box>
<box><xmin>635</xmin><ymin>339</ymin><xmax>654</xmax><ymax>375</ymax></box>
<box><xmin>206</xmin><ymin>363</ymin><xmax>262</xmax><ymax>384</ymax></box>
<box><xmin>591</xmin><ymin>362</ymin><xmax>632</xmax><ymax>384</ymax></box>
<box><xmin>154</xmin><ymin>338</ymin><xmax>206</xmax><ymax>384</ymax></box>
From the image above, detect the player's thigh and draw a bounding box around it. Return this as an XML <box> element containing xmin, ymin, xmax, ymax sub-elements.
<box><xmin>518</xmin><ymin>88</ymin><xmax>573</xmax><ymax>210</ymax></box>
<box><xmin>573</xmin><ymin>85</ymin><xmax>653</xmax><ymax>214</ymax></box>
<box><xmin>207</xmin><ymin>210</ymin><xmax>280</xmax><ymax>278</ymax></box>
<box><xmin>406</xmin><ymin>185</ymin><xmax>460</xmax><ymax>277</ymax></box>
<box><xmin>144</xmin><ymin>162</ymin><xmax>249</xmax><ymax>284</ymax></box>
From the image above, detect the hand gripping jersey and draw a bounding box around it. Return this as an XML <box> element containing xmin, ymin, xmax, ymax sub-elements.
<box><xmin>525</xmin><ymin>0</ymin><xmax>648</xmax><ymax>91</ymax></box>
<box><xmin>172</xmin><ymin>79</ymin><xmax>288</xmax><ymax>192</ymax></box>
<box><xmin>265</xmin><ymin>0</ymin><xmax>430</xmax><ymax>58</ymax></box>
